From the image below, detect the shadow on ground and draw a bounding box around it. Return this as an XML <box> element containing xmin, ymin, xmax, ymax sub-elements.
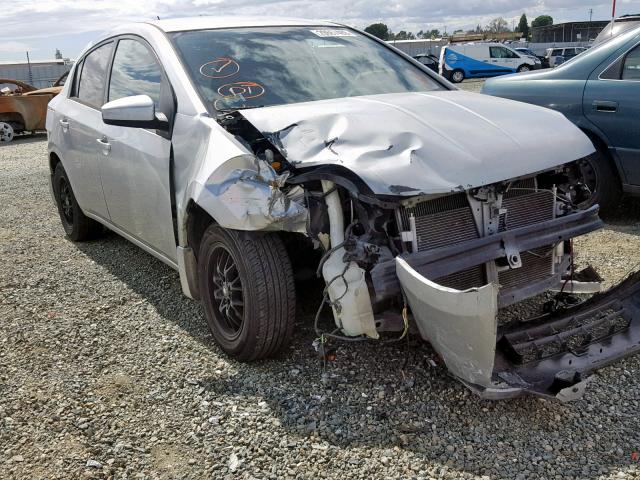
<box><xmin>76</xmin><ymin>231</ymin><xmax>638</xmax><ymax>479</ymax></box>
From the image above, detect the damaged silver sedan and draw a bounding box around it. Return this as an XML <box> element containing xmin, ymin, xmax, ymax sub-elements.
<box><xmin>46</xmin><ymin>17</ymin><xmax>640</xmax><ymax>402</ymax></box>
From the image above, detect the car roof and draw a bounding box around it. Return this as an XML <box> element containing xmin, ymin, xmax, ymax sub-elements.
<box><xmin>148</xmin><ymin>16</ymin><xmax>339</xmax><ymax>32</ymax></box>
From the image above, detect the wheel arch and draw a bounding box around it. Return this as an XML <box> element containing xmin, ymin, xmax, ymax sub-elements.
<box><xmin>578</xmin><ymin>126</ymin><xmax>624</xmax><ymax>185</ymax></box>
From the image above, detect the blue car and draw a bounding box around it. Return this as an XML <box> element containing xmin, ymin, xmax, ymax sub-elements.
<box><xmin>482</xmin><ymin>27</ymin><xmax>640</xmax><ymax>212</ymax></box>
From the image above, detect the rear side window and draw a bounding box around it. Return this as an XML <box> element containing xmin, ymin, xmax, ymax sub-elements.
<box><xmin>622</xmin><ymin>45</ymin><xmax>640</xmax><ymax>80</ymax></box>
<box><xmin>108</xmin><ymin>39</ymin><xmax>163</xmax><ymax>108</ymax></box>
<box><xmin>77</xmin><ymin>42</ymin><xmax>113</xmax><ymax>108</ymax></box>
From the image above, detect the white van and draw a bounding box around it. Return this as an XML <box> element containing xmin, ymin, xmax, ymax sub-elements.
<box><xmin>439</xmin><ymin>43</ymin><xmax>540</xmax><ymax>83</ymax></box>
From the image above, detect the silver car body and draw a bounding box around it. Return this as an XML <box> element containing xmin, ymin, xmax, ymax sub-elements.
<box><xmin>47</xmin><ymin>17</ymin><xmax>640</xmax><ymax>401</ymax></box>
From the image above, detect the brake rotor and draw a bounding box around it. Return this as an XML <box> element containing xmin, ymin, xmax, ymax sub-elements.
<box><xmin>0</xmin><ymin>122</ymin><xmax>14</xmax><ymax>143</ymax></box>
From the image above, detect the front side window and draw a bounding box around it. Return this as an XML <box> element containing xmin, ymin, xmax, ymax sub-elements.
<box><xmin>564</xmin><ymin>48</ymin><xmax>577</xmax><ymax>57</ymax></box>
<box><xmin>108</xmin><ymin>39</ymin><xmax>162</xmax><ymax>108</ymax></box>
<box><xmin>622</xmin><ymin>45</ymin><xmax>640</xmax><ymax>80</ymax></box>
<box><xmin>171</xmin><ymin>26</ymin><xmax>443</xmax><ymax>113</ymax></box>
<box><xmin>490</xmin><ymin>47</ymin><xmax>518</xmax><ymax>59</ymax></box>
<box><xmin>551</xmin><ymin>49</ymin><xmax>563</xmax><ymax>56</ymax></box>
<box><xmin>77</xmin><ymin>42</ymin><xmax>113</xmax><ymax>108</ymax></box>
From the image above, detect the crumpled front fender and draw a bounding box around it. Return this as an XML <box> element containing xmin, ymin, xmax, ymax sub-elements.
<box><xmin>190</xmin><ymin>154</ymin><xmax>308</xmax><ymax>233</ymax></box>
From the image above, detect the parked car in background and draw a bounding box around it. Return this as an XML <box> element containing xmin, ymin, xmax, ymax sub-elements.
<box><xmin>594</xmin><ymin>14</ymin><xmax>640</xmax><ymax>45</ymax></box>
<box><xmin>439</xmin><ymin>43</ymin><xmax>540</xmax><ymax>83</ymax></box>
<box><xmin>545</xmin><ymin>47</ymin><xmax>587</xmax><ymax>67</ymax></box>
<box><xmin>515</xmin><ymin>47</ymin><xmax>549</xmax><ymax>68</ymax></box>
<box><xmin>46</xmin><ymin>17</ymin><xmax>640</xmax><ymax>402</ymax></box>
<box><xmin>413</xmin><ymin>53</ymin><xmax>439</xmax><ymax>72</ymax></box>
<box><xmin>483</xmin><ymin>26</ymin><xmax>640</xmax><ymax>212</ymax></box>
<box><xmin>0</xmin><ymin>73</ymin><xmax>67</xmax><ymax>142</ymax></box>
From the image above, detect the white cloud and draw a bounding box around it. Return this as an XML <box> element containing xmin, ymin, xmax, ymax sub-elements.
<box><xmin>0</xmin><ymin>0</ymin><xmax>639</xmax><ymax>58</ymax></box>
<box><xmin>0</xmin><ymin>41</ymin><xmax>33</xmax><ymax>53</ymax></box>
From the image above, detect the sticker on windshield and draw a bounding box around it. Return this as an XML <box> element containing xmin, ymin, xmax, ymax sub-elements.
<box><xmin>200</xmin><ymin>57</ymin><xmax>240</xmax><ymax>79</ymax></box>
<box><xmin>309</xmin><ymin>29</ymin><xmax>356</xmax><ymax>37</ymax></box>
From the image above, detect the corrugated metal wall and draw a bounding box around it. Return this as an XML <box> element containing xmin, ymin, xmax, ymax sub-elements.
<box><xmin>0</xmin><ymin>62</ymin><xmax>73</xmax><ymax>88</ymax></box>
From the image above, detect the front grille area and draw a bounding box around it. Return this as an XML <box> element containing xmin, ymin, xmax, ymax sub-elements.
<box><xmin>498</xmin><ymin>247</ymin><xmax>554</xmax><ymax>289</ymax></box>
<box><xmin>399</xmin><ymin>193</ymin><xmax>478</xmax><ymax>251</ymax></box>
<box><xmin>502</xmin><ymin>190</ymin><xmax>555</xmax><ymax>231</ymax></box>
<box><xmin>398</xmin><ymin>185</ymin><xmax>556</xmax><ymax>293</ymax></box>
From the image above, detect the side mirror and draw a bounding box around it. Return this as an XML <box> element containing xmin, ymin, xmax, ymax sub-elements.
<box><xmin>102</xmin><ymin>95</ymin><xmax>168</xmax><ymax>130</ymax></box>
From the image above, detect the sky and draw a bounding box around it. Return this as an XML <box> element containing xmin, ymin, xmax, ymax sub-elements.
<box><xmin>1</xmin><ymin>0</ymin><xmax>639</xmax><ymax>61</ymax></box>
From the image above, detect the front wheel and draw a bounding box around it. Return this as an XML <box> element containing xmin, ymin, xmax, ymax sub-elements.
<box><xmin>198</xmin><ymin>226</ymin><xmax>296</xmax><ymax>361</ymax></box>
<box><xmin>517</xmin><ymin>64</ymin><xmax>531</xmax><ymax>73</ymax></box>
<box><xmin>450</xmin><ymin>69</ymin><xmax>465</xmax><ymax>83</ymax></box>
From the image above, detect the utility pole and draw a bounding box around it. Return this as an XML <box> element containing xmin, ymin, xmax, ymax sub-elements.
<box><xmin>26</xmin><ymin>51</ymin><xmax>33</xmax><ymax>86</ymax></box>
<box><xmin>587</xmin><ymin>8</ymin><xmax>593</xmax><ymax>42</ymax></box>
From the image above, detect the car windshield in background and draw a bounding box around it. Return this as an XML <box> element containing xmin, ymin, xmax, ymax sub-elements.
<box><xmin>171</xmin><ymin>26</ymin><xmax>443</xmax><ymax>112</ymax></box>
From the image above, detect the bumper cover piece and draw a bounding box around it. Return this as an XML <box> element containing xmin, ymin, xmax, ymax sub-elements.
<box><xmin>397</xmin><ymin>256</ymin><xmax>640</xmax><ymax>401</ymax></box>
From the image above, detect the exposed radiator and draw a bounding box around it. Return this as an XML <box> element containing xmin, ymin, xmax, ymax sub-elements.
<box><xmin>398</xmin><ymin>186</ymin><xmax>556</xmax><ymax>292</ymax></box>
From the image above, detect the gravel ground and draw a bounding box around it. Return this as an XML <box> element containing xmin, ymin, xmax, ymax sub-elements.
<box><xmin>456</xmin><ymin>79</ymin><xmax>486</xmax><ymax>93</ymax></box>
<box><xmin>2</xmin><ymin>136</ymin><xmax>640</xmax><ymax>480</ymax></box>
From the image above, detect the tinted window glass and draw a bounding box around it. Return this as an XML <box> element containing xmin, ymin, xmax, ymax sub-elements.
<box><xmin>109</xmin><ymin>39</ymin><xmax>162</xmax><ymax>108</ymax></box>
<box><xmin>77</xmin><ymin>42</ymin><xmax>113</xmax><ymax>108</ymax></box>
<box><xmin>622</xmin><ymin>45</ymin><xmax>640</xmax><ymax>80</ymax></box>
<box><xmin>171</xmin><ymin>26</ymin><xmax>442</xmax><ymax>113</ymax></box>
<box><xmin>564</xmin><ymin>48</ymin><xmax>576</xmax><ymax>57</ymax></box>
<box><xmin>551</xmin><ymin>49</ymin><xmax>562</xmax><ymax>56</ymax></box>
<box><xmin>490</xmin><ymin>46</ymin><xmax>514</xmax><ymax>59</ymax></box>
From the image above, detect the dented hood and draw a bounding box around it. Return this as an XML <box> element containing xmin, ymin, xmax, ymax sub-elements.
<box><xmin>240</xmin><ymin>91</ymin><xmax>596</xmax><ymax>196</ymax></box>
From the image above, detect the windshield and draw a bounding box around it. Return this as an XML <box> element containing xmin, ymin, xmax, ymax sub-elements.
<box><xmin>171</xmin><ymin>26</ymin><xmax>444</xmax><ymax>112</ymax></box>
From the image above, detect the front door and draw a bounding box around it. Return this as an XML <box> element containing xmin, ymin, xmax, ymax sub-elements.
<box><xmin>584</xmin><ymin>42</ymin><xmax>640</xmax><ymax>184</ymax></box>
<box><xmin>97</xmin><ymin>37</ymin><xmax>177</xmax><ymax>261</ymax></box>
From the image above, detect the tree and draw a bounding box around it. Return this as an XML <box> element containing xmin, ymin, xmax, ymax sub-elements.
<box><xmin>391</xmin><ymin>30</ymin><xmax>416</xmax><ymax>40</ymax></box>
<box><xmin>531</xmin><ymin>15</ymin><xmax>553</xmax><ymax>28</ymax></box>
<box><xmin>485</xmin><ymin>17</ymin><xmax>509</xmax><ymax>34</ymax></box>
<box><xmin>364</xmin><ymin>23</ymin><xmax>390</xmax><ymax>40</ymax></box>
<box><xmin>517</xmin><ymin>13</ymin><xmax>529</xmax><ymax>38</ymax></box>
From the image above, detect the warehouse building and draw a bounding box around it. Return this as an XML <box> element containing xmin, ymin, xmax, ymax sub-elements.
<box><xmin>0</xmin><ymin>59</ymin><xmax>73</xmax><ymax>89</ymax></box>
<box><xmin>531</xmin><ymin>21</ymin><xmax>609</xmax><ymax>43</ymax></box>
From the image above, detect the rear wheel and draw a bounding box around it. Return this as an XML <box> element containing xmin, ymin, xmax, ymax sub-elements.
<box><xmin>517</xmin><ymin>64</ymin><xmax>531</xmax><ymax>73</ymax></box>
<box><xmin>198</xmin><ymin>226</ymin><xmax>296</xmax><ymax>361</ymax></box>
<box><xmin>450</xmin><ymin>69</ymin><xmax>465</xmax><ymax>83</ymax></box>
<box><xmin>52</xmin><ymin>163</ymin><xmax>102</xmax><ymax>241</ymax></box>
<box><xmin>565</xmin><ymin>150</ymin><xmax>621</xmax><ymax>214</ymax></box>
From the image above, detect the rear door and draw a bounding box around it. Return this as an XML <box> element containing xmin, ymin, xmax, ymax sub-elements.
<box><xmin>584</xmin><ymin>42</ymin><xmax>640</xmax><ymax>184</ymax></box>
<box><xmin>54</xmin><ymin>42</ymin><xmax>113</xmax><ymax>219</ymax></box>
<box><xmin>97</xmin><ymin>37</ymin><xmax>177</xmax><ymax>261</ymax></box>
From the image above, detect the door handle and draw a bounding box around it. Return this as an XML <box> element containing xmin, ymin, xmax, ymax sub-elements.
<box><xmin>59</xmin><ymin>118</ymin><xmax>69</xmax><ymax>132</ymax></box>
<box><xmin>96</xmin><ymin>136</ymin><xmax>111</xmax><ymax>155</ymax></box>
<box><xmin>593</xmin><ymin>100</ymin><xmax>618</xmax><ymax>113</ymax></box>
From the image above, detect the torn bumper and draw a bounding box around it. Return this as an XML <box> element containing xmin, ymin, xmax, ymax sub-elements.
<box><xmin>397</xmin><ymin>257</ymin><xmax>640</xmax><ymax>401</ymax></box>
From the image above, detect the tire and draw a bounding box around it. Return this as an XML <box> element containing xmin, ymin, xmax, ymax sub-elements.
<box><xmin>52</xmin><ymin>163</ymin><xmax>102</xmax><ymax>241</ymax></box>
<box><xmin>198</xmin><ymin>226</ymin><xmax>296</xmax><ymax>361</ymax></box>
<box><xmin>517</xmin><ymin>64</ymin><xmax>531</xmax><ymax>73</ymax></box>
<box><xmin>573</xmin><ymin>150</ymin><xmax>621</xmax><ymax>214</ymax></box>
<box><xmin>450</xmin><ymin>69</ymin><xmax>465</xmax><ymax>83</ymax></box>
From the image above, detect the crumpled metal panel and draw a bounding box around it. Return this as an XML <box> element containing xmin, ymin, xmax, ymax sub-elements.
<box><xmin>0</xmin><ymin>94</ymin><xmax>52</xmax><ymax>131</ymax></box>
<box><xmin>396</xmin><ymin>256</ymin><xmax>499</xmax><ymax>387</ymax></box>
<box><xmin>241</xmin><ymin>91</ymin><xmax>596</xmax><ymax>196</ymax></box>
<box><xmin>192</xmin><ymin>153</ymin><xmax>308</xmax><ymax>233</ymax></box>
